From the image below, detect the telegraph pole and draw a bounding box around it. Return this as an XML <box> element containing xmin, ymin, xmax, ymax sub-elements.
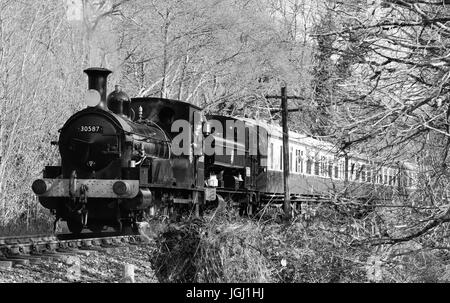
<box><xmin>281</xmin><ymin>87</ymin><xmax>291</xmax><ymax>219</ymax></box>
<box><xmin>266</xmin><ymin>86</ymin><xmax>303</xmax><ymax>220</ymax></box>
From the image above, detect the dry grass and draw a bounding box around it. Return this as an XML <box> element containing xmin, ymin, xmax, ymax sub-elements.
<box><xmin>196</xmin><ymin>220</ymin><xmax>273</xmax><ymax>282</ymax></box>
<box><xmin>147</xmin><ymin>204</ymin><xmax>371</xmax><ymax>283</ymax></box>
<box><xmin>149</xmin><ymin>208</ymin><xmax>273</xmax><ymax>283</ymax></box>
<box><xmin>0</xmin><ymin>213</ymin><xmax>53</xmax><ymax>236</ymax></box>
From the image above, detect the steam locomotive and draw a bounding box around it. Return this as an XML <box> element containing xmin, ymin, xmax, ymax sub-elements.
<box><xmin>32</xmin><ymin>68</ymin><xmax>209</xmax><ymax>233</ymax></box>
<box><xmin>32</xmin><ymin>67</ymin><xmax>418</xmax><ymax>234</ymax></box>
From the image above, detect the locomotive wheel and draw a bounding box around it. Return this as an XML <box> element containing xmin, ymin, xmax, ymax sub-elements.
<box><xmin>239</xmin><ymin>195</ymin><xmax>257</xmax><ymax>217</ymax></box>
<box><xmin>247</xmin><ymin>203</ymin><xmax>256</xmax><ymax>216</ymax></box>
<box><xmin>239</xmin><ymin>203</ymin><xmax>245</xmax><ymax>216</ymax></box>
<box><xmin>89</xmin><ymin>225</ymin><xmax>105</xmax><ymax>233</ymax></box>
<box><xmin>239</xmin><ymin>203</ymin><xmax>250</xmax><ymax>216</ymax></box>
<box><xmin>121</xmin><ymin>223</ymin><xmax>136</xmax><ymax>235</ymax></box>
<box><xmin>67</xmin><ymin>219</ymin><xmax>83</xmax><ymax>234</ymax></box>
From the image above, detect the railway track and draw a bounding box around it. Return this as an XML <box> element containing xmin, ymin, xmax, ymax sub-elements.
<box><xmin>0</xmin><ymin>232</ymin><xmax>147</xmax><ymax>268</ymax></box>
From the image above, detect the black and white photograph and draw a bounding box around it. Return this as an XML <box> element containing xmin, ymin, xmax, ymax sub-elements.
<box><xmin>0</xmin><ymin>0</ymin><xmax>450</xmax><ymax>288</ymax></box>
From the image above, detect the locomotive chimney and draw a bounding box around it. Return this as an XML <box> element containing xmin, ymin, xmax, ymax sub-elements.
<box><xmin>83</xmin><ymin>67</ymin><xmax>112</xmax><ymax>109</ymax></box>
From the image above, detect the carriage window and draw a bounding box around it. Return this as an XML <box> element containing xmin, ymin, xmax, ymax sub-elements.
<box><xmin>328</xmin><ymin>161</ymin><xmax>333</xmax><ymax>178</ymax></box>
<box><xmin>367</xmin><ymin>166</ymin><xmax>371</xmax><ymax>183</ymax></box>
<box><xmin>361</xmin><ymin>165</ymin><xmax>366</xmax><ymax>182</ymax></box>
<box><xmin>300</xmin><ymin>151</ymin><xmax>304</xmax><ymax>173</ymax></box>
<box><xmin>290</xmin><ymin>147</ymin><xmax>293</xmax><ymax>172</ymax></box>
<box><xmin>269</xmin><ymin>143</ymin><xmax>274</xmax><ymax>170</ymax></box>
<box><xmin>319</xmin><ymin>157</ymin><xmax>324</xmax><ymax>175</ymax></box>
<box><xmin>306</xmin><ymin>158</ymin><xmax>312</xmax><ymax>174</ymax></box>
<box><xmin>318</xmin><ymin>156</ymin><xmax>323</xmax><ymax>176</ymax></box>
<box><xmin>279</xmin><ymin>145</ymin><xmax>283</xmax><ymax>170</ymax></box>
<box><xmin>314</xmin><ymin>158</ymin><xmax>320</xmax><ymax>175</ymax></box>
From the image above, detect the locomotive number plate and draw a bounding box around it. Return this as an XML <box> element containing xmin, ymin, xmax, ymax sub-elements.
<box><xmin>78</xmin><ymin>125</ymin><xmax>103</xmax><ymax>133</ymax></box>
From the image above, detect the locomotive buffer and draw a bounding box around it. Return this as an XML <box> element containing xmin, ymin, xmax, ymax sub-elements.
<box><xmin>266</xmin><ymin>86</ymin><xmax>303</xmax><ymax>220</ymax></box>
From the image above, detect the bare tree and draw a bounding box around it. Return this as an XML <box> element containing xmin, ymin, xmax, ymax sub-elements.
<box><xmin>0</xmin><ymin>0</ymin><xmax>89</xmax><ymax>228</ymax></box>
<box><xmin>308</xmin><ymin>0</ymin><xmax>450</xmax><ymax>281</ymax></box>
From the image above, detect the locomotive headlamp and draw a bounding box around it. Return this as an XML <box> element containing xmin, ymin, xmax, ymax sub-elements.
<box><xmin>203</xmin><ymin>121</ymin><xmax>212</xmax><ymax>136</ymax></box>
<box><xmin>113</xmin><ymin>181</ymin><xmax>130</xmax><ymax>196</ymax></box>
<box><xmin>85</xmin><ymin>89</ymin><xmax>101</xmax><ymax>107</ymax></box>
<box><xmin>32</xmin><ymin>179</ymin><xmax>48</xmax><ymax>195</ymax></box>
<box><xmin>207</xmin><ymin>174</ymin><xmax>218</xmax><ymax>187</ymax></box>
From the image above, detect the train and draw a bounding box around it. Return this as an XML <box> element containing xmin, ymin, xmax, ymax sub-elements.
<box><xmin>32</xmin><ymin>67</ymin><xmax>418</xmax><ymax>233</ymax></box>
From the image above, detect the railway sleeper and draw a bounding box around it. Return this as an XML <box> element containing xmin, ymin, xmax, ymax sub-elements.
<box><xmin>56</xmin><ymin>248</ymin><xmax>80</xmax><ymax>255</ymax></box>
<box><xmin>98</xmin><ymin>246</ymin><xmax>121</xmax><ymax>254</ymax></box>
<box><xmin>81</xmin><ymin>240</ymin><xmax>93</xmax><ymax>247</ymax></box>
<box><xmin>70</xmin><ymin>249</ymin><xmax>96</xmax><ymax>256</ymax></box>
<box><xmin>91</xmin><ymin>239</ymin><xmax>102</xmax><ymax>246</ymax></box>
<box><xmin>31</xmin><ymin>243</ymin><xmax>48</xmax><ymax>254</ymax></box>
<box><xmin>0</xmin><ymin>260</ymin><xmax>13</xmax><ymax>268</ymax></box>
<box><xmin>33</xmin><ymin>252</ymin><xmax>76</xmax><ymax>262</ymax></box>
<box><xmin>5</xmin><ymin>254</ymin><xmax>42</xmax><ymax>265</ymax></box>
<box><xmin>7</xmin><ymin>245</ymin><xmax>32</xmax><ymax>256</ymax></box>
<box><xmin>101</xmin><ymin>238</ymin><xmax>112</xmax><ymax>245</ymax></box>
<box><xmin>0</xmin><ymin>257</ymin><xmax>30</xmax><ymax>266</ymax></box>
<box><xmin>67</xmin><ymin>240</ymin><xmax>83</xmax><ymax>248</ymax></box>
<box><xmin>45</xmin><ymin>242</ymin><xmax>59</xmax><ymax>252</ymax></box>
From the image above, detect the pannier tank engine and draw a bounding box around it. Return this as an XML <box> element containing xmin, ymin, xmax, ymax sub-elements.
<box><xmin>32</xmin><ymin>68</ymin><xmax>172</xmax><ymax>234</ymax></box>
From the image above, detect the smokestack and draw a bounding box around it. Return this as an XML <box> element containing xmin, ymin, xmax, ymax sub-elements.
<box><xmin>83</xmin><ymin>67</ymin><xmax>112</xmax><ymax>109</ymax></box>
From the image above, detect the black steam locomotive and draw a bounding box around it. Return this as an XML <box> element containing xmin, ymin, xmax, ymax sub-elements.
<box><xmin>32</xmin><ymin>67</ymin><xmax>418</xmax><ymax>234</ymax></box>
<box><xmin>32</xmin><ymin>68</ymin><xmax>209</xmax><ymax>233</ymax></box>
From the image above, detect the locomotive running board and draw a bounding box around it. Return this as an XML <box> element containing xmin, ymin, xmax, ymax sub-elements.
<box><xmin>36</xmin><ymin>179</ymin><xmax>140</xmax><ymax>198</ymax></box>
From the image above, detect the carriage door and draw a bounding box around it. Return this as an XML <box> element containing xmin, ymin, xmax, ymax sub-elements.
<box><xmin>245</xmin><ymin>125</ymin><xmax>257</xmax><ymax>190</ymax></box>
<box><xmin>192</xmin><ymin>110</ymin><xmax>204</xmax><ymax>187</ymax></box>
